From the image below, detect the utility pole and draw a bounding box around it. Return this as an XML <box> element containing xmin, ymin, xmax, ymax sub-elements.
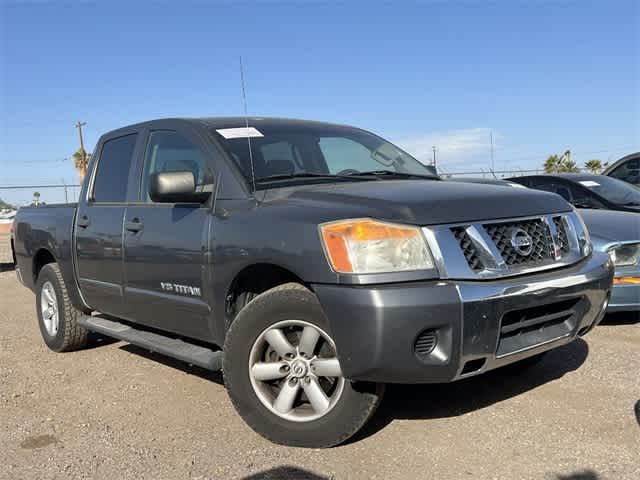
<box><xmin>75</xmin><ymin>121</ymin><xmax>87</xmax><ymax>155</ymax></box>
<box><xmin>432</xmin><ymin>146</ymin><xmax>437</xmax><ymax>169</ymax></box>
<box><xmin>75</xmin><ymin>121</ymin><xmax>88</xmax><ymax>181</ymax></box>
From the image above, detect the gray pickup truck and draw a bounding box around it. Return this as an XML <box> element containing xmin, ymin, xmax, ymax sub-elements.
<box><xmin>13</xmin><ymin>117</ymin><xmax>613</xmax><ymax>447</ymax></box>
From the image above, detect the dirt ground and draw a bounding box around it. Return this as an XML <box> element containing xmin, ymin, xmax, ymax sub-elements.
<box><xmin>1</xmin><ymin>233</ymin><xmax>638</xmax><ymax>480</ymax></box>
<box><xmin>0</xmin><ymin>233</ymin><xmax>12</xmax><ymax>264</ymax></box>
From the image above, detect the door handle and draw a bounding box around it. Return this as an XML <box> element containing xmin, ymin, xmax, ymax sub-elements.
<box><xmin>77</xmin><ymin>215</ymin><xmax>90</xmax><ymax>228</ymax></box>
<box><xmin>125</xmin><ymin>219</ymin><xmax>143</xmax><ymax>233</ymax></box>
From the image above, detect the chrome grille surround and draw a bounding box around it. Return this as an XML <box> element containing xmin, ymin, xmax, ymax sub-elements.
<box><xmin>422</xmin><ymin>212</ymin><xmax>588</xmax><ymax>280</ymax></box>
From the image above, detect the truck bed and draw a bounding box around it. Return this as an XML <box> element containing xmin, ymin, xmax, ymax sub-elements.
<box><xmin>12</xmin><ymin>204</ymin><xmax>79</xmax><ymax>296</ymax></box>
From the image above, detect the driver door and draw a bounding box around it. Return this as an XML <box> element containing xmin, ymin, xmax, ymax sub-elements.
<box><xmin>123</xmin><ymin>128</ymin><xmax>214</xmax><ymax>339</ymax></box>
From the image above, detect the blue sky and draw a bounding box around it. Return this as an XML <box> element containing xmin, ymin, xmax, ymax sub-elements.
<box><xmin>1</xmin><ymin>0</ymin><xmax>638</xmax><ymax>205</ymax></box>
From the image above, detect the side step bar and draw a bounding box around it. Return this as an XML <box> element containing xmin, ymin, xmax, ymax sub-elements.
<box><xmin>79</xmin><ymin>316</ymin><xmax>223</xmax><ymax>372</ymax></box>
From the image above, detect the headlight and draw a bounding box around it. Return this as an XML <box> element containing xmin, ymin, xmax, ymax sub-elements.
<box><xmin>319</xmin><ymin>219</ymin><xmax>435</xmax><ymax>274</ymax></box>
<box><xmin>608</xmin><ymin>243</ymin><xmax>640</xmax><ymax>266</ymax></box>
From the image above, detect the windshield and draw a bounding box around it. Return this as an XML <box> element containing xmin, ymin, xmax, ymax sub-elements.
<box><xmin>212</xmin><ymin>123</ymin><xmax>436</xmax><ymax>187</ymax></box>
<box><xmin>576</xmin><ymin>176</ymin><xmax>640</xmax><ymax>205</ymax></box>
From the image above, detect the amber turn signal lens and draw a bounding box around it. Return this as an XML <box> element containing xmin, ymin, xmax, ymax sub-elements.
<box><xmin>612</xmin><ymin>276</ymin><xmax>640</xmax><ymax>285</ymax></box>
<box><xmin>319</xmin><ymin>219</ymin><xmax>433</xmax><ymax>274</ymax></box>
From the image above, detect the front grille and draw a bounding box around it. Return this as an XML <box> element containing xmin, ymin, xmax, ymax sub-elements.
<box><xmin>426</xmin><ymin>212</ymin><xmax>585</xmax><ymax>280</ymax></box>
<box><xmin>497</xmin><ymin>298</ymin><xmax>581</xmax><ymax>356</ymax></box>
<box><xmin>484</xmin><ymin>218</ymin><xmax>553</xmax><ymax>267</ymax></box>
<box><xmin>452</xmin><ymin>227</ymin><xmax>483</xmax><ymax>272</ymax></box>
<box><xmin>553</xmin><ymin>216</ymin><xmax>571</xmax><ymax>254</ymax></box>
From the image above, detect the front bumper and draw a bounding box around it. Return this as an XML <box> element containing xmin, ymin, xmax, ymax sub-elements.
<box><xmin>314</xmin><ymin>252</ymin><xmax>613</xmax><ymax>384</ymax></box>
<box><xmin>608</xmin><ymin>280</ymin><xmax>640</xmax><ymax>312</ymax></box>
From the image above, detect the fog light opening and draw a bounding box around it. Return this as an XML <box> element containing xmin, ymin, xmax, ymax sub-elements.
<box><xmin>460</xmin><ymin>358</ymin><xmax>486</xmax><ymax>376</ymax></box>
<box><xmin>414</xmin><ymin>329</ymin><xmax>438</xmax><ymax>358</ymax></box>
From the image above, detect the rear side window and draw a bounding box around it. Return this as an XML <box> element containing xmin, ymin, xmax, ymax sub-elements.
<box><xmin>92</xmin><ymin>134</ymin><xmax>138</xmax><ymax>202</ymax></box>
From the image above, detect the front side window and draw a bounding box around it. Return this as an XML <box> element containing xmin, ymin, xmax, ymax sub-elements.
<box><xmin>214</xmin><ymin>124</ymin><xmax>435</xmax><ymax>187</ymax></box>
<box><xmin>141</xmin><ymin>131</ymin><xmax>213</xmax><ymax>202</ymax></box>
<box><xmin>92</xmin><ymin>134</ymin><xmax>138</xmax><ymax>202</ymax></box>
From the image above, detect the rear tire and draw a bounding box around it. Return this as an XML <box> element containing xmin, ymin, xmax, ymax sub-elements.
<box><xmin>35</xmin><ymin>263</ymin><xmax>88</xmax><ymax>352</ymax></box>
<box><xmin>223</xmin><ymin>283</ymin><xmax>384</xmax><ymax>448</ymax></box>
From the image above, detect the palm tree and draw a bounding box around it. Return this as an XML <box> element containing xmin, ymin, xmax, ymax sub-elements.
<box><xmin>73</xmin><ymin>148</ymin><xmax>90</xmax><ymax>182</ymax></box>
<box><xmin>33</xmin><ymin>191</ymin><xmax>41</xmax><ymax>206</ymax></box>
<box><xmin>584</xmin><ymin>160</ymin><xmax>604</xmax><ymax>174</ymax></box>
<box><xmin>544</xmin><ymin>150</ymin><xmax>580</xmax><ymax>173</ymax></box>
<box><xmin>544</xmin><ymin>154</ymin><xmax>563</xmax><ymax>173</ymax></box>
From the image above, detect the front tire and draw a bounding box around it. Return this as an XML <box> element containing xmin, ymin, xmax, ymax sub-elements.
<box><xmin>223</xmin><ymin>283</ymin><xmax>384</xmax><ymax>448</ymax></box>
<box><xmin>35</xmin><ymin>263</ymin><xmax>88</xmax><ymax>352</ymax></box>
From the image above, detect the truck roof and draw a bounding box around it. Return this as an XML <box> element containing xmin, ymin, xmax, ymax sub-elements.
<box><xmin>107</xmin><ymin>116</ymin><xmax>357</xmax><ymax>134</ymax></box>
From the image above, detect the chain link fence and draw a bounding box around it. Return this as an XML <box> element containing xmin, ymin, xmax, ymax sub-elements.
<box><xmin>0</xmin><ymin>184</ymin><xmax>82</xmax><ymax>208</ymax></box>
<box><xmin>438</xmin><ymin>168</ymin><xmax>545</xmax><ymax>179</ymax></box>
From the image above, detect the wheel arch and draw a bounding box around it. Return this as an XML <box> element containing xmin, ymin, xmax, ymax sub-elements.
<box><xmin>32</xmin><ymin>248</ymin><xmax>57</xmax><ymax>283</ymax></box>
<box><xmin>224</xmin><ymin>262</ymin><xmax>310</xmax><ymax>331</ymax></box>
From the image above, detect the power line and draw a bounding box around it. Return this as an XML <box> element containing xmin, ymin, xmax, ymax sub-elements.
<box><xmin>22</xmin><ymin>157</ymin><xmax>69</xmax><ymax>164</ymax></box>
<box><xmin>0</xmin><ymin>184</ymin><xmax>81</xmax><ymax>189</ymax></box>
<box><xmin>501</xmin><ymin>146</ymin><xmax>636</xmax><ymax>164</ymax></box>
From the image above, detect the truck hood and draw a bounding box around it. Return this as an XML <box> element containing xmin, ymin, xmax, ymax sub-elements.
<box><xmin>264</xmin><ymin>179</ymin><xmax>571</xmax><ymax>225</ymax></box>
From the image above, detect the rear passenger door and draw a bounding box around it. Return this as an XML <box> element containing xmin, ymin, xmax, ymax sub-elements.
<box><xmin>122</xmin><ymin>128</ymin><xmax>214</xmax><ymax>339</ymax></box>
<box><xmin>75</xmin><ymin>132</ymin><xmax>141</xmax><ymax>317</ymax></box>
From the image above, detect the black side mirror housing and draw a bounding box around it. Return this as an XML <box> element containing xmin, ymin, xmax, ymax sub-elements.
<box><xmin>149</xmin><ymin>171</ymin><xmax>211</xmax><ymax>203</ymax></box>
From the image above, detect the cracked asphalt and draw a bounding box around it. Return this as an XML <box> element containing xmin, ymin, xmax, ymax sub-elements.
<box><xmin>1</xmin><ymin>234</ymin><xmax>638</xmax><ymax>479</ymax></box>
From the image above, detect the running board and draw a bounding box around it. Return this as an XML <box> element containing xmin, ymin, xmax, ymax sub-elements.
<box><xmin>78</xmin><ymin>316</ymin><xmax>223</xmax><ymax>372</ymax></box>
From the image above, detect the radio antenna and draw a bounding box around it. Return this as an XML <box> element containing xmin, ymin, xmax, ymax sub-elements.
<box><xmin>240</xmin><ymin>56</ymin><xmax>256</xmax><ymax>193</ymax></box>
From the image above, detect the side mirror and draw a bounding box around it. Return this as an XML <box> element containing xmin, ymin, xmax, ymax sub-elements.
<box><xmin>149</xmin><ymin>171</ymin><xmax>211</xmax><ymax>203</ymax></box>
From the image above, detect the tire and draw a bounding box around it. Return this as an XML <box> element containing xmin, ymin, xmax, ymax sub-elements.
<box><xmin>35</xmin><ymin>263</ymin><xmax>89</xmax><ymax>352</ymax></box>
<box><xmin>223</xmin><ymin>283</ymin><xmax>384</xmax><ymax>448</ymax></box>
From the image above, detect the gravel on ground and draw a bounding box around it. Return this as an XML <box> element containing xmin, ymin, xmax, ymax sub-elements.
<box><xmin>1</xmin><ymin>232</ymin><xmax>638</xmax><ymax>479</ymax></box>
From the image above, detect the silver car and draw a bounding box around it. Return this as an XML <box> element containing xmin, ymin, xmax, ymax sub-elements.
<box><xmin>577</xmin><ymin>209</ymin><xmax>640</xmax><ymax>312</ymax></box>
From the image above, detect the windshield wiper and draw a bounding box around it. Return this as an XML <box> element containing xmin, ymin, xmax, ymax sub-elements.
<box><xmin>344</xmin><ymin>170</ymin><xmax>439</xmax><ymax>180</ymax></box>
<box><xmin>256</xmin><ymin>172</ymin><xmax>378</xmax><ymax>183</ymax></box>
<box><xmin>621</xmin><ymin>202</ymin><xmax>640</xmax><ymax>207</ymax></box>
<box><xmin>572</xmin><ymin>201</ymin><xmax>598</xmax><ymax>209</ymax></box>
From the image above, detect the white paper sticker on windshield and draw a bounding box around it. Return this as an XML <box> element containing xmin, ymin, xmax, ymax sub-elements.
<box><xmin>579</xmin><ymin>180</ymin><xmax>600</xmax><ymax>187</ymax></box>
<box><xmin>216</xmin><ymin>127</ymin><xmax>264</xmax><ymax>139</ymax></box>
